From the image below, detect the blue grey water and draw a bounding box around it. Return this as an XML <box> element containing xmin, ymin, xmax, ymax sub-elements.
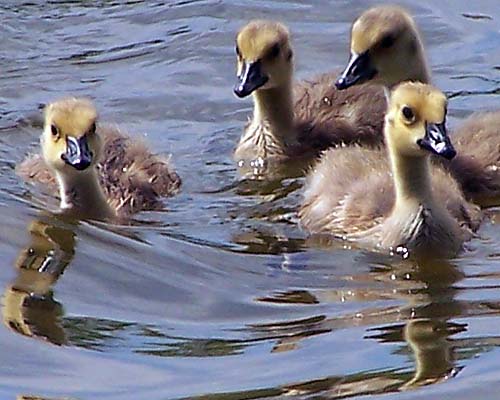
<box><xmin>0</xmin><ymin>1</ymin><xmax>499</xmax><ymax>399</ymax></box>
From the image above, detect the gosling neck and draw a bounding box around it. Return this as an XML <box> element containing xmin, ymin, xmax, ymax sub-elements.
<box><xmin>251</xmin><ymin>80</ymin><xmax>295</xmax><ymax>141</ymax></box>
<box><xmin>55</xmin><ymin>167</ymin><xmax>114</xmax><ymax>220</ymax></box>
<box><xmin>408</xmin><ymin>39</ymin><xmax>431</xmax><ymax>84</ymax></box>
<box><xmin>387</xmin><ymin>141</ymin><xmax>433</xmax><ymax>209</ymax></box>
<box><xmin>393</xmin><ymin>153</ymin><xmax>433</xmax><ymax>210</ymax></box>
<box><xmin>387</xmin><ymin>40</ymin><xmax>431</xmax><ymax>87</ymax></box>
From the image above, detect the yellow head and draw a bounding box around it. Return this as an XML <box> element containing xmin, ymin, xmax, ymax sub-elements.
<box><xmin>234</xmin><ymin>20</ymin><xmax>293</xmax><ymax>97</ymax></box>
<box><xmin>386</xmin><ymin>82</ymin><xmax>455</xmax><ymax>160</ymax></box>
<box><xmin>42</xmin><ymin>98</ymin><xmax>102</xmax><ymax>175</ymax></box>
<box><xmin>336</xmin><ymin>6</ymin><xmax>428</xmax><ymax>89</ymax></box>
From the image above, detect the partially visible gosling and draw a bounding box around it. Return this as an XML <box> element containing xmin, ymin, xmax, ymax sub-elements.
<box><xmin>17</xmin><ymin>98</ymin><xmax>181</xmax><ymax>219</ymax></box>
<box><xmin>300</xmin><ymin>82</ymin><xmax>482</xmax><ymax>259</ymax></box>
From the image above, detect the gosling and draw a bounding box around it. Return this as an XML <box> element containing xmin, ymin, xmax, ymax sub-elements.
<box><xmin>18</xmin><ymin>98</ymin><xmax>180</xmax><ymax>219</ymax></box>
<box><xmin>233</xmin><ymin>20</ymin><xmax>386</xmax><ymax>176</ymax></box>
<box><xmin>300</xmin><ymin>82</ymin><xmax>482</xmax><ymax>259</ymax></box>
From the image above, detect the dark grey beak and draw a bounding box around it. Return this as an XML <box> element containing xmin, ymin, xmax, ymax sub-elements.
<box><xmin>61</xmin><ymin>135</ymin><xmax>93</xmax><ymax>171</ymax></box>
<box><xmin>417</xmin><ymin>122</ymin><xmax>456</xmax><ymax>160</ymax></box>
<box><xmin>233</xmin><ymin>61</ymin><xmax>269</xmax><ymax>98</ymax></box>
<box><xmin>335</xmin><ymin>51</ymin><xmax>377</xmax><ymax>90</ymax></box>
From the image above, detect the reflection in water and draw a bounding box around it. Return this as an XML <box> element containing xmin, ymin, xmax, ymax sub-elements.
<box><xmin>369</xmin><ymin>319</ymin><xmax>465</xmax><ymax>389</ymax></box>
<box><xmin>137</xmin><ymin>335</ymin><xmax>248</xmax><ymax>358</ymax></box>
<box><xmin>3</xmin><ymin>214</ymin><xmax>76</xmax><ymax>345</ymax></box>
<box><xmin>231</xmin><ymin>258</ymin><xmax>500</xmax><ymax>398</ymax></box>
<box><xmin>2</xmin><ymin>213</ymin><xmax>160</xmax><ymax>350</ymax></box>
<box><xmin>3</xmin><ymin>289</ymin><xmax>65</xmax><ymax>345</ymax></box>
<box><xmin>232</xmin><ymin>229</ymin><xmax>305</xmax><ymax>255</ymax></box>
<box><xmin>4</xmin><ymin>213</ymin><xmax>500</xmax><ymax>398</ymax></box>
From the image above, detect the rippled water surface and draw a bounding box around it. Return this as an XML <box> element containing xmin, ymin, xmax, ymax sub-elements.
<box><xmin>1</xmin><ymin>1</ymin><xmax>500</xmax><ymax>399</ymax></box>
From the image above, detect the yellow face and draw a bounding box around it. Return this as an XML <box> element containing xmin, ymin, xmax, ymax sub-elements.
<box><xmin>336</xmin><ymin>6</ymin><xmax>422</xmax><ymax>89</ymax></box>
<box><xmin>351</xmin><ymin>6</ymin><xmax>417</xmax><ymax>53</ymax></box>
<box><xmin>42</xmin><ymin>98</ymin><xmax>102</xmax><ymax>174</ymax></box>
<box><xmin>386</xmin><ymin>82</ymin><xmax>454</xmax><ymax>159</ymax></box>
<box><xmin>234</xmin><ymin>20</ymin><xmax>293</xmax><ymax>97</ymax></box>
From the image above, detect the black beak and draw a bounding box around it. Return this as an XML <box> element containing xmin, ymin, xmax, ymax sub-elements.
<box><xmin>335</xmin><ymin>51</ymin><xmax>377</xmax><ymax>90</ymax></box>
<box><xmin>233</xmin><ymin>61</ymin><xmax>269</xmax><ymax>98</ymax></box>
<box><xmin>61</xmin><ymin>135</ymin><xmax>93</xmax><ymax>171</ymax></box>
<box><xmin>417</xmin><ymin>122</ymin><xmax>456</xmax><ymax>160</ymax></box>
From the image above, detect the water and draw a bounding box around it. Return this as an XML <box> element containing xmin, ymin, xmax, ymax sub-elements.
<box><xmin>1</xmin><ymin>1</ymin><xmax>499</xmax><ymax>399</ymax></box>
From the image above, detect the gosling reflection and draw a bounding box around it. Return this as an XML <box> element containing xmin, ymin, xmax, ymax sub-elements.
<box><xmin>232</xmin><ymin>229</ymin><xmax>305</xmax><ymax>256</ymax></box>
<box><xmin>404</xmin><ymin>319</ymin><xmax>464</xmax><ymax>387</ymax></box>
<box><xmin>367</xmin><ymin>319</ymin><xmax>465</xmax><ymax>389</ymax></box>
<box><xmin>3</xmin><ymin>215</ymin><xmax>77</xmax><ymax>345</ymax></box>
<box><xmin>251</xmin><ymin>257</ymin><xmax>497</xmax><ymax>396</ymax></box>
<box><xmin>3</xmin><ymin>288</ymin><xmax>65</xmax><ymax>345</ymax></box>
<box><xmin>361</xmin><ymin>259</ymin><xmax>466</xmax><ymax>390</ymax></box>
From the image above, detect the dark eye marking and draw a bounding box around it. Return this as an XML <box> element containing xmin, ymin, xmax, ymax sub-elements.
<box><xmin>380</xmin><ymin>34</ymin><xmax>396</xmax><ymax>49</ymax></box>
<box><xmin>51</xmin><ymin>124</ymin><xmax>59</xmax><ymax>137</ymax></box>
<box><xmin>235</xmin><ymin>44</ymin><xmax>241</xmax><ymax>57</ymax></box>
<box><xmin>402</xmin><ymin>106</ymin><xmax>415</xmax><ymax>121</ymax></box>
<box><xmin>88</xmin><ymin>122</ymin><xmax>96</xmax><ymax>135</ymax></box>
<box><xmin>266</xmin><ymin>43</ymin><xmax>280</xmax><ymax>59</ymax></box>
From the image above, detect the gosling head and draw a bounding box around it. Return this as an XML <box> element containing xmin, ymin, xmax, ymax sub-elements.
<box><xmin>234</xmin><ymin>20</ymin><xmax>293</xmax><ymax>98</ymax></box>
<box><xmin>336</xmin><ymin>6</ymin><xmax>427</xmax><ymax>89</ymax></box>
<box><xmin>42</xmin><ymin>98</ymin><xmax>102</xmax><ymax>176</ymax></box>
<box><xmin>386</xmin><ymin>82</ymin><xmax>455</xmax><ymax>160</ymax></box>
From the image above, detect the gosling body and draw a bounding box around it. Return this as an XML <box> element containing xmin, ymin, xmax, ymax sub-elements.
<box><xmin>300</xmin><ymin>82</ymin><xmax>481</xmax><ymax>259</ymax></box>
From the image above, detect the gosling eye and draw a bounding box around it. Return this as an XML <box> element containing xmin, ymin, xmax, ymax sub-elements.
<box><xmin>50</xmin><ymin>124</ymin><xmax>60</xmax><ymax>139</ymax></box>
<box><xmin>88</xmin><ymin>122</ymin><xmax>96</xmax><ymax>135</ymax></box>
<box><xmin>235</xmin><ymin>44</ymin><xmax>241</xmax><ymax>58</ymax></box>
<box><xmin>380</xmin><ymin>34</ymin><xmax>395</xmax><ymax>49</ymax></box>
<box><xmin>402</xmin><ymin>106</ymin><xmax>415</xmax><ymax>122</ymax></box>
<box><xmin>266</xmin><ymin>43</ymin><xmax>280</xmax><ymax>60</ymax></box>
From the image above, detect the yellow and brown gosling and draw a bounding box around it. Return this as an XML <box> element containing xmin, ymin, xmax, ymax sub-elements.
<box><xmin>233</xmin><ymin>20</ymin><xmax>386</xmax><ymax>176</ymax></box>
<box><xmin>300</xmin><ymin>82</ymin><xmax>482</xmax><ymax>260</ymax></box>
<box><xmin>17</xmin><ymin>98</ymin><xmax>181</xmax><ymax>219</ymax></box>
<box><xmin>335</xmin><ymin>5</ymin><xmax>500</xmax><ymax>207</ymax></box>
